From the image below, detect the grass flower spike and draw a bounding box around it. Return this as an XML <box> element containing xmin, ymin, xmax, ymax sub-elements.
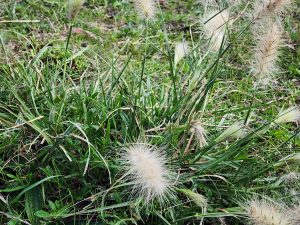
<box><xmin>253</xmin><ymin>0</ymin><xmax>292</xmax><ymax>20</ymax></box>
<box><xmin>121</xmin><ymin>143</ymin><xmax>173</xmax><ymax>202</ymax></box>
<box><xmin>279</xmin><ymin>172</ymin><xmax>300</xmax><ymax>184</ymax></box>
<box><xmin>215</xmin><ymin>122</ymin><xmax>247</xmax><ymax>142</ymax></box>
<box><xmin>177</xmin><ymin>188</ymin><xmax>207</xmax><ymax>209</ymax></box>
<box><xmin>174</xmin><ymin>41</ymin><xmax>190</xmax><ymax>66</ymax></box>
<box><xmin>203</xmin><ymin>10</ymin><xmax>230</xmax><ymax>51</ymax></box>
<box><xmin>274</xmin><ymin>107</ymin><xmax>300</xmax><ymax>124</ymax></box>
<box><xmin>289</xmin><ymin>205</ymin><xmax>300</xmax><ymax>225</ymax></box>
<box><xmin>252</xmin><ymin>20</ymin><xmax>283</xmax><ymax>85</ymax></box>
<box><xmin>191</xmin><ymin>121</ymin><xmax>208</xmax><ymax>148</ymax></box>
<box><xmin>133</xmin><ymin>0</ymin><xmax>156</xmax><ymax>20</ymax></box>
<box><xmin>67</xmin><ymin>0</ymin><xmax>85</xmax><ymax>20</ymax></box>
<box><xmin>245</xmin><ymin>199</ymin><xmax>289</xmax><ymax>225</ymax></box>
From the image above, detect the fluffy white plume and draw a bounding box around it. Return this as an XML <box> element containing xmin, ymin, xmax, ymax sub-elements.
<box><xmin>289</xmin><ymin>205</ymin><xmax>300</xmax><ymax>225</ymax></box>
<box><xmin>174</xmin><ymin>41</ymin><xmax>190</xmax><ymax>66</ymax></box>
<box><xmin>177</xmin><ymin>188</ymin><xmax>207</xmax><ymax>209</ymax></box>
<box><xmin>252</xmin><ymin>20</ymin><xmax>283</xmax><ymax>84</ymax></box>
<box><xmin>274</xmin><ymin>107</ymin><xmax>300</xmax><ymax>124</ymax></box>
<box><xmin>245</xmin><ymin>199</ymin><xmax>290</xmax><ymax>225</ymax></box>
<box><xmin>201</xmin><ymin>0</ymin><xmax>217</xmax><ymax>6</ymax></box>
<box><xmin>279</xmin><ymin>172</ymin><xmax>300</xmax><ymax>184</ymax></box>
<box><xmin>133</xmin><ymin>0</ymin><xmax>156</xmax><ymax>20</ymax></box>
<box><xmin>203</xmin><ymin>10</ymin><xmax>230</xmax><ymax>51</ymax></box>
<box><xmin>281</xmin><ymin>153</ymin><xmax>300</xmax><ymax>163</ymax></box>
<box><xmin>200</xmin><ymin>0</ymin><xmax>241</xmax><ymax>7</ymax></box>
<box><xmin>121</xmin><ymin>143</ymin><xmax>173</xmax><ymax>202</ymax></box>
<box><xmin>67</xmin><ymin>0</ymin><xmax>85</xmax><ymax>20</ymax></box>
<box><xmin>215</xmin><ymin>121</ymin><xmax>247</xmax><ymax>142</ymax></box>
<box><xmin>253</xmin><ymin>0</ymin><xmax>292</xmax><ymax>20</ymax></box>
<box><xmin>191</xmin><ymin>121</ymin><xmax>208</xmax><ymax>148</ymax></box>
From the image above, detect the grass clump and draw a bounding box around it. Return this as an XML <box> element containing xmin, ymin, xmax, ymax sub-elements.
<box><xmin>0</xmin><ymin>0</ymin><xmax>300</xmax><ymax>224</ymax></box>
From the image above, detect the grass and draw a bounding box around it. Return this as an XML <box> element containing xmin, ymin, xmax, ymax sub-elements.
<box><xmin>0</xmin><ymin>0</ymin><xmax>300</xmax><ymax>224</ymax></box>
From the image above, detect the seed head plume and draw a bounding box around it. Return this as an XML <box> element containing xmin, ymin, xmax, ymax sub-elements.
<box><xmin>215</xmin><ymin>121</ymin><xmax>247</xmax><ymax>142</ymax></box>
<box><xmin>201</xmin><ymin>0</ymin><xmax>217</xmax><ymax>6</ymax></box>
<box><xmin>274</xmin><ymin>107</ymin><xmax>300</xmax><ymax>124</ymax></box>
<box><xmin>191</xmin><ymin>121</ymin><xmax>208</xmax><ymax>148</ymax></box>
<box><xmin>245</xmin><ymin>199</ymin><xmax>290</xmax><ymax>225</ymax></box>
<box><xmin>67</xmin><ymin>0</ymin><xmax>85</xmax><ymax>20</ymax></box>
<box><xmin>121</xmin><ymin>143</ymin><xmax>173</xmax><ymax>202</ymax></box>
<box><xmin>284</xmin><ymin>153</ymin><xmax>300</xmax><ymax>162</ymax></box>
<box><xmin>279</xmin><ymin>172</ymin><xmax>300</xmax><ymax>184</ymax></box>
<box><xmin>202</xmin><ymin>0</ymin><xmax>241</xmax><ymax>7</ymax></box>
<box><xmin>133</xmin><ymin>0</ymin><xmax>156</xmax><ymax>20</ymax></box>
<box><xmin>177</xmin><ymin>188</ymin><xmax>207</xmax><ymax>209</ymax></box>
<box><xmin>253</xmin><ymin>0</ymin><xmax>292</xmax><ymax>21</ymax></box>
<box><xmin>289</xmin><ymin>205</ymin><xmax>300</xmax><ymax>225</ymax></box>
<box><xmin>174</xmin><ymin>41</ymin><xmax>190</xmax><ymax>66</ymax></box>
<box><xmin>252</xmin><ymin>20</ymin><xmax>283</xmax><ymax>85</ymax></box>
<box><xmin>202</xmin><ymin>10</ymin><xmax>230</xmax><ymax>51</ymax></box>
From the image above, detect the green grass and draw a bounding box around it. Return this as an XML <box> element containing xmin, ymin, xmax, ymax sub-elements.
<box><xmin>0</xmin><ymin>0</ymin><xmax>300</xmax><ymax>224</ymax></box>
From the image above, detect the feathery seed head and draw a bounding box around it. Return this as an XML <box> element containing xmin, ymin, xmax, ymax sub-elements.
<box><xmin>252</xmin><ymin>20</ymin><xmax>283</xmax><ymax>83</ymax></box>
<box><xmin>67</xmin><ymin>0</ymin><xmax>85</xmax><ymax>20</ymax></box>
<box><xmin>203</xmin><ymin>10</ymin><xmax>230</xmax><ymax>51</ymax></box>
<box><xmin>289</xmin><ymin>153</ymin><xmax>300</xmax><ymax>161</ymax></box>
<box><xmin>289</xmin><ymin>205</ymin><xmax>300</xmax><ymax>225</ymax></box>
<box><xmin>177</xmin><ymin>188</ymin><xmax>207</xmax><ymax>209</ymax></box>
<box><xmin>174</xmin><ymin>41</ymin><xmax>190</xmax><ymax>66</ymax></box>
<box><xmin>279</xmin><ymin>172</ymin><xmax>300</xmax><ymax>184</ymax></box>
<box><xmin>201</xmin><ymin>0</ymin><xmax>241</xmax><ymax>7</ymax></box>
<box><xmin>274</xmin><ymin>107</ymin><xmax>300</xmax><ymax>124</ymax></box>
<box><xmin>215</xmin><ymin>121</ymin><xmax>247</xmax><ymax>142</ymax></box>
<box><xmin>133</xmin><ymin>0</ymin><xmax>156</xmax><ymax>20</ymax></box>
<box><xmin>253</xmin><ymin>0</ymin><xmax>292</xmax><ymax>21</ymax></box>
<box><xmin>201</xmin><ymin>0</ymin><xmax>217</xmax><ymax>6</ymax></box>
<box><xmin>282</xmin><ymin>153</ymin><xmax>300</xmax><ymax>162</ymax></box>
<box><xmin>191</xmin><ymin>121</ymin><xmax>208</xmax><ymax>148</ymax></box>
<box><xmin>121</xmin><ymin>143</ymin><xmax>173</xmax><ymax>202</ymax></box>
<box><xmin>245</xmin><ymin>199</ymin><xmax>289</xmax><ymax>225</ymax></box>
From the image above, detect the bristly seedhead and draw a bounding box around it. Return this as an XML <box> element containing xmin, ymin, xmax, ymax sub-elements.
<box><xmin>201</xmin><ymin>0</ymin><xmax>217</xmax><ymax>6</ymax></box>
<box><xmin>279</xmin><ymin>172</ymin><xmax>300</xmax><ymax>184</ymax></box>
<box><xmin>202</xmin><ymin>0</ymin><xmax>241</xmax><ymax>7</ymax></box>
<box><xmin>121</xmin><ymin>143</ymin><xmax>174</xmax><ymax>203</ymax></box>
<box><xmin>202</xmin><ymin>9</ymin><xmax>230</xmax><ymax>51</ymax></box>
<box><xmin>215</xmin><ymin>121</ymin><xmax>247</xmax><ymax>142</ymax></box>
<box><xmin>174</xmin><ymin>41</ymin><xmax>190</xmax><ymax>66</ymax></box>
<box><xmin>274</xmin><ymin>107</ymin><xmax>300</xmax><ymax>124</ymax></box>
<box><xmin>177</xmin><ymin>188</ymin><xmax>207</xmax><ymax>209</ymax></box>
<box><xmin>253</xmin><ymin>0</ymin><xmax>292</xmax><ymax>21</ymax></box>
<box><xmin>289</xmin><ymin>205</ymin><xmax>300</xmax><ymax>225</ymax></box>
<box><xmin>67</xmin><ymin>0</ymin><xmax>85</xmax><ymax>20</ymax></box>
<box><xmin>252</xmin><ymin>20</ymin><xmax>283</xmax><ymax>85</ymax></box>
<box><xmin>133</xmin><ymin>0</ymin><xmax>156</xmax><ymax>20</ymax></box>
<box><xmin>191</xmin><ymin>121</ymin><xmax>208</xmax><ymax>148</ymax></box>
<box><xmin>245</xmin><ymin>199</ymin><xmax>290</xmax><ymax>225</ymax></box>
